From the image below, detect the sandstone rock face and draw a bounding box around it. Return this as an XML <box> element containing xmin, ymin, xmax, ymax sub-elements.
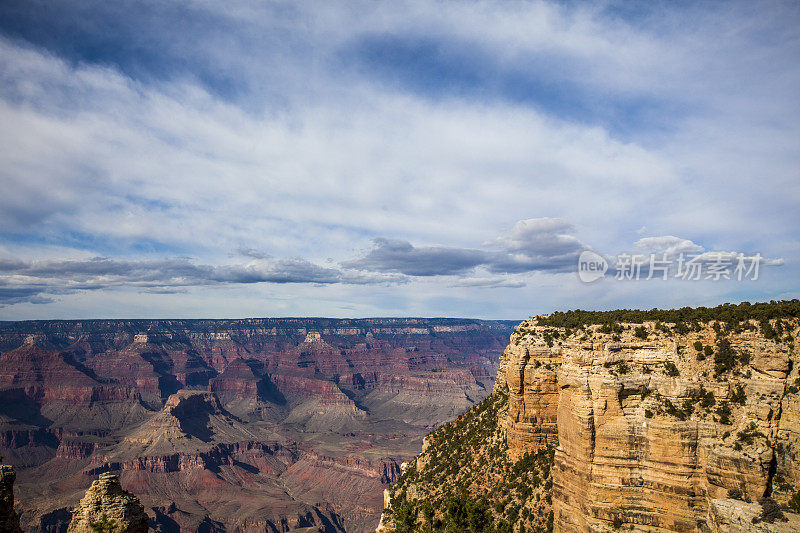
<box><xmin>0</xmin><ymin>464</ymin><xmax>22</xmax><ymax>533</ymax></box>
<box><xmin>67</xmin><ymin>472</ymin><xmax>148</xmax><ymax>533</ymax></box>
<box><xmin>494</xmin><ymin>332</ymin><xmax>561</xmax><ymax>458</ymax></box>
<box><xmin>495</xmin><ymin>319</ymin><xmax>800</xmax><ymax>532</ymax></box>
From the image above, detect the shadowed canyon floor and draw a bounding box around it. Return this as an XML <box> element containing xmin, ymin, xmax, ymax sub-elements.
<box><xmin>0</xmin><ymin>318</ymin><xmax>515</xmax><ymax>532</ymax></box>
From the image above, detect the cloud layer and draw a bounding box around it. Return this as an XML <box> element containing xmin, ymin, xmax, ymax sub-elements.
<box><xmin>0</xmin><ymin>217</ymin><xmax>588</xmax><ymax>304</ymax></box>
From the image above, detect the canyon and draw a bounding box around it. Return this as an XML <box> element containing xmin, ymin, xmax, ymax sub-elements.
<box><xmin>0</xmin><ymin>317</ymin><xmax>515</xmax><ymax>532</ymax></box>
<box><xmin>382</xmin><ymin>303</ymin><xmax>800</xmax><ymax>532</ymax></box>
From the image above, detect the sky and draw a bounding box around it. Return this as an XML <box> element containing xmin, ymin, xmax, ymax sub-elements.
<box><xmin>0</xmin><ymin>0</ymin><xmax>798</xmax><ymax>320</ymax></box>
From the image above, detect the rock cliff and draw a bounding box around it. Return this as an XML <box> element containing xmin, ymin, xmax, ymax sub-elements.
<box><xmin>67</xmin><ymin>472</ymin><xmax>148</xmax><ymax>533</ymax></box>
<box><xmin>382</xmin><ymin>302</ymin><xmax>800</xmax><ymax>532</ymax></box>
<box><xmin>0</xmin><ymin>464</ymin><xmax>23</xmax><ymax>533</ymax></box>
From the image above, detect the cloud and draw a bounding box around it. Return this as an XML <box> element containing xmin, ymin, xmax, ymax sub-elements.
<box><xmin>691</xmin><ymin>252</ymin><xmax>784</xmax><ymax>268</ymax></box>
<box><xmin>342</xmin><ymin>238</ymin><xmax>488</xmax><ymax>276</ymax></box>
<box><xmin>486</xmin><ymin>218</ymin><xmax>587</xmax><ymax>273</ymax></box>
<box><xmin>629</xmin><ymin>236</ymin><xmax>783</xmax><ymax>266</ymax></box>
<box><xmin>605</xmin><ymin>236</ymin><xmax>785</xmax><ymax>280</ymax></box>
<box><xmin>0</xmin><ymin>287</ymin><xmax>56</xmax><ymax>306</ymax></box>
<box><xmin>344</xmin><ymin>217</ymin><xmax>589</xmax><ymax>276</ymax></box>
<box><xmin>0</xmin><ymin>255</ymin><xmax>404</xmax><ymax>306</ymax></box>
<box><xmin>449</xmin><ymin>277</ymin><xmax>526</xmax><ymax>289</ymax></box>
<box><xmin>633</xmin><ymin>236</ymin><xmax>704</xmax><ymax>257</ymax></box>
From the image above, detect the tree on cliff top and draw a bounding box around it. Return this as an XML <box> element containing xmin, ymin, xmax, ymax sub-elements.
<box><xmin>537</xmin><ymin>300</ymin><xmax>800</xmax><ymax>329</ymax></box>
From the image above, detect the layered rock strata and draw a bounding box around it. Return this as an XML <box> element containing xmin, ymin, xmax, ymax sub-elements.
<box><xmin>0</xmin><ymin>317</ymin><xmax>514</xmax><ymax>532</ymax></box>
<box><xmin>494</xmin><ymin>318</ymin><xmax>800</xmax><ymax>532</ymax></box>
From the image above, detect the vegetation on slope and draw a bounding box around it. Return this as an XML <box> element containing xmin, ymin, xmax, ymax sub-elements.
<box><xmin>384</xmin><ymin>390</ymin><xmax>554</xmax><ymax>533</ymax></box>
<box><xmin>535</xmin><ymin>299</ymin><xmax>800</xmax><ymax>333</ymax></box>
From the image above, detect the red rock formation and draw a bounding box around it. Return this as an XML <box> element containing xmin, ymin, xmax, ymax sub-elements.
<box><xmin>0</xmin><ymin>318</ymin><xmax>514</xmax><ymax>532</ymax></box>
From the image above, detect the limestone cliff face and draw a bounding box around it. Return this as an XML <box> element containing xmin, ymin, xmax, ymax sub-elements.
<box><xmin>0</xmin><ymin>464</ymin><xmax>22</xmax><ymax>533</ymax></box>
<box><xmin>497</xmin><ymin>318</ymin><xmax>800</xmax><ymax>532</ymax></box>
<box><xmin>493</xmin><ymin>328</ymin><xmax>561</xmax><ymax>457</ymax></box>
<box><xmin>67</xmin><ymin>472</ymin><xmax>148</xmax><ymax>533</ymax></box>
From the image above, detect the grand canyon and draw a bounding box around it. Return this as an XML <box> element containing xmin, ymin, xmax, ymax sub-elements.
<box><xmin>3</xmin><ymin>305</ymin><xmax>800</xmax><ymax>532</ymax></box>
<box><xmin>0</xmin><ymin>318</ymin><xmax>516</xmax><ymax>532</ymax></box>
<box><xmin>2</xmin><ymin>1</ymin><xmax>797</xmax><ymax>531</ymax></box>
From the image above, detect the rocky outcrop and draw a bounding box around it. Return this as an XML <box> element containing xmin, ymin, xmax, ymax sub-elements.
<box><xmin>0</xmin><ymin>464</ymin><xmax>22</xmax><ymax>533</ymax></box>
<box><xmin>495</xmin><ymin>317</ymin><xmax>800</xmax><ymax>532</ymax></box>
<box><xmin>67</xmin><ymin>472</ymin><xmax>148</xmax><ymax>533</ymax></box>
<box><xmin>494</xmin><ymin>333</ymin><xmax>561</xmax><ymax>457</ymax></box>
<box><xmin>706</xmin><ymin>497</ymin><xmax>800</xmax><ymax>532</ymax></box>
<box><xmin>386</xmin><ymin>307</ymin><xmax>800</xmax><ymax>532</ymax></box>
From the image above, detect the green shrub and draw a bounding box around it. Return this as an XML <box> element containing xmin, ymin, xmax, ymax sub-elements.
<box><xmin>789</xmin><ymin>490</ymin><xmax>800</xmax><ymax>513</ymax></box>
<box><xmin>699</xmin><ymin>387</ymin><xmax>716</xmax><ymax>408</ymax></box>
<box><xmin>89</xmin><ymin>514</ymin><xmax>118</xmax><ymax>533</ymax></box>
<box><xmin>756</xmin><ymin>497</ymin><xmax>787</xmax><ymax>524</ymax></box>
<box><xmin>536</xmin><ymin>300</ymin><xmax>800</xmax><ymax>329</ymax></box>
<box><xmin>739</xmin><ymin>350</ymin><xmax>751</xmax><ymax>365</ymax></box>
<box><xmin>731</xmin><ymin>384</ymin><xmax>747</xmax><ymax>405</ymax></box>
<box><xmin>714</xmin><ymin>338</ymin><xmax>738</xmax><ymax>376</ymax></box>
<box><xmin>664</xmin><ymin>399</ymin><xmax>688</xmax><ymax>420</ymax></box>
<box><xmin>664</xmin><ymin>362</ymin><xmax>680</xmax><ymax>377</ymax></box>
<box><xmin>716</xmin><ymin>402</ymin><xmax>732</xmax><ymax>425</ymax></box>
<box><xmin>736</xmin><ymin>422</ymin><xmax>765</xmax><ymax>445</ymax></box>
<box><xmin>728</xmin><ymin>488</ymin><xmax>744</xmax><ymax>501</ymax></box>
<box><xmin>543</xmin><ymin>331</ymin><xmax>554</xmax><ymax>348</ymax></box>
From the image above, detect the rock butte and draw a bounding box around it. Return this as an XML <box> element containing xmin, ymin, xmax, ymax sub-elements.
<box><xmin>66</xmin><ymin>472</ymin><xmax>148</xmax><ymax>533</ymax></box>
<box><xmin>0</xmin><ymin>465</ymin><xmax>23</xmax><ymax>533</ymax></box>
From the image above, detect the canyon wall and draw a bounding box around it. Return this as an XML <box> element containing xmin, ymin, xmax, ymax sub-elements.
<box><xmin>0</xmin><ymin>317</ymin><xmax>515</xmax><ymax>532</ymax></box>
<box><xmin>494</xmin><ymin>318</ymin><xmax>800</xmax><ymax>532</ymax></box>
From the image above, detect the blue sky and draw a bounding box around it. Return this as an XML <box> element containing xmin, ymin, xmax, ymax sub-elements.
<box><xmin>0</xmin><ymin>0</ymin><xmax>798</xmax><ymax>319</ymax></box>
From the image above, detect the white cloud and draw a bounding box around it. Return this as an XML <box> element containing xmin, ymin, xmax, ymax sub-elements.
<box><xmin>634</xmin><ymin>236</ymin><xmax>704</xmax><ymax>256</ymax></box>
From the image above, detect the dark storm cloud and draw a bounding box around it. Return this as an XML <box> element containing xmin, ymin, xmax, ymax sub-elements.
<box><xmin>0</xmin><ymin>286</ymin><xmax>55</xmax><ymax>305</ymax></box>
